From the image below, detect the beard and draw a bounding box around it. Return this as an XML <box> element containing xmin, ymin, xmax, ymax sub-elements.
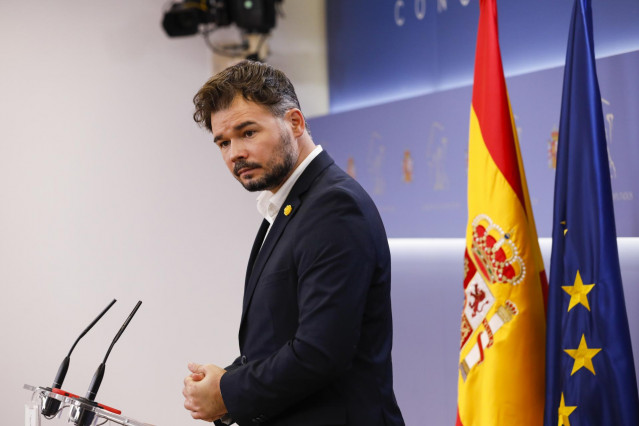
<box><xmin>233</xmin><ymin>130</ymin><xmax>297</xmax><ymax>192</ymax></box>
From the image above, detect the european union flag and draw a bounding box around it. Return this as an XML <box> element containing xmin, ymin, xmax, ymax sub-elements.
<box><xmin>544</xmin><ymin>0</ymin><xmax>639</xmax><ymax>425</ymax></box>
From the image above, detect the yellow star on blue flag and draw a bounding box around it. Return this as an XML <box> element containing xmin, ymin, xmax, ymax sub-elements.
<box><xmin>562</xmin><ymin>270</ymin><xmax>595</xmax><ymax>311</ymax></box>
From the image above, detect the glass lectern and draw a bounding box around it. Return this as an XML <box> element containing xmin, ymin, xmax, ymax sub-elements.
<box><xmin>24</xmin><ymin>384</ymin><xmax>153</xmax><ymax>426</ymax></box>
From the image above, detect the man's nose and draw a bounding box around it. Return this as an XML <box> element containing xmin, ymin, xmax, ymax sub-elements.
<box><xmin>229</xmin><ymin>140</ymin><xmax>247</xmax><ymax>162</ymax></box>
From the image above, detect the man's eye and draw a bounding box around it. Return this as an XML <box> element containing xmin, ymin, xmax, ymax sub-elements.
<box><xmin>244</xmin><ymin>130</ymin><xmax>256</xmax><ymax>137</ymax></box>
<box><xmin>218</xmin><ymin>140</ymin><xmax>230</xmax><ymax>149</ymax></box>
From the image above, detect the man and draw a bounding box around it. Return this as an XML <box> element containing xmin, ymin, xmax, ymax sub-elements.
<box><xmin>183</xmin><ymin>60</ymin><xmax>404</xmax><ymax>426</ymax></box>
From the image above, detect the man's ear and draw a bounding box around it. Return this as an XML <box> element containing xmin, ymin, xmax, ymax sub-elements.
<box><xmin>285</xmin><ymin>108</ymin><xmax>306</xmax><ymax>138</ymax></box>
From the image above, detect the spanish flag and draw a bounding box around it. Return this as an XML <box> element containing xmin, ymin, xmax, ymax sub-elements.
<box><xmin>457</xmin><ymin>0</ymin><xmax>547</xmax><ymax>424</ymax></box>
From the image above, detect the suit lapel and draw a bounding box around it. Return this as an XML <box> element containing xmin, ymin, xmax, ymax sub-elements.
<box><xmin>239</xmin><ymin>151</ymin><xmax>334</xmax><ymax>326</ymax></box>
<box><xmin>242</xmin><ymin>219</ymin><xmax>270</xmax><ymax>308</ymax></box>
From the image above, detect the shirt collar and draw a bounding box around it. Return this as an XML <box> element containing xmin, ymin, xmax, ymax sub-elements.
<box><xmin>256</xmin><ymin>145</ymin><xmax>323</xmax><ymax>224</ymax></box>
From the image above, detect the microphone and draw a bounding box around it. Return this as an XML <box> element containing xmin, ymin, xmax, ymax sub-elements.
<box><xmin>41</xmin><ymin>299</ymin><xmax>117</xmax><ymax>418</ymax></box>
<box><xmin>70</xmin><ymin>301</ymin><xmax>142</xmax><ymax>426</ymax></box>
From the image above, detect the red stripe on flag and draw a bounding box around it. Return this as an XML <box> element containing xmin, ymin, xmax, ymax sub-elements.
<box><xmin>456</xmin><ymin>407</ymin><xmax>464</xmax><ymax>426</ymax></box>
<box><xmin>471</xmin><ymin>0</ymin><xmax>525</xmax><ymax>207</ymax></box>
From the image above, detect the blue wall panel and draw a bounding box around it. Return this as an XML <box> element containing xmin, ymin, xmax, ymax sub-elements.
<box><xmin>327</xmin><ymin>0</ymin><xmax>639</xmax><ymax>112</ymax></box>
<box><xmin>309</xmin><ymin>51</ymin><xmax>639</xmax><ymax>237</ymax></box>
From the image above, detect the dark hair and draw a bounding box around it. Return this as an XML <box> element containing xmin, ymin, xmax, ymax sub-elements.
<box><xmin>193</xmin><ymin>60</ymin><xmax>302</xmax><ymax>132</ymax></box>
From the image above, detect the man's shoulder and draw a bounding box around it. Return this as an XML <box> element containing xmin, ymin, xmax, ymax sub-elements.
<box><xmin>314</xmin><ymin>163</ymin><xmax>370</xmax><ymax>201</ymax></box>
<box><xmin>292</xmin><ymin>151</ymin><xmax>380</xmax><ymax>218</ymax></box>
<box><xmin>293</xmin><ymin>151</ymin><xmax>360</xmax><ymax>197</ymax></box>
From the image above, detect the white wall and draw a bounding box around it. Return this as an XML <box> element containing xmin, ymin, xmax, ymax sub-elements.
<box><xmin>0</xmin><ymin>1</ymin><xmax>326</xmax><ymax>424</ymax></box>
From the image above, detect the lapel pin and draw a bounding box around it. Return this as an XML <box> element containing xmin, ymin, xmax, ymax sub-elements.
<box><xmin>283</xmin><ymin>205</ymin><xmax>292</xmax><ymax>216</ymax></box>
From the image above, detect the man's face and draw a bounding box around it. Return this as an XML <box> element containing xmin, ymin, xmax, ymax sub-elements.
<box><xmin>211</xmin><ymin>97</ymin><xmax>298</xmax><ymax>192</ymax></box>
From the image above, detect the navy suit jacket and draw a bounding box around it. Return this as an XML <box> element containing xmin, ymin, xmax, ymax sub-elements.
<box><xmin>218</xmin><ymin>151</ymin><xmax>404</xmax><ymax>426</ymax></box>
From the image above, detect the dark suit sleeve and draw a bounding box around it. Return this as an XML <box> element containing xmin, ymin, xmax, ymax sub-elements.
<box><xmin>220</xmin><ymin>188</ymin><xmax>379</xmax><ymax>423</ymax></box>
<box><xmin>211</xmin><ymin>358</ymin><xmax>244</xmax><ymax>426</ymax></box>
<box><xmin>225</xmin><ymin>356</ymin><xmax>243</xmax><ymax>372</ymax></box>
